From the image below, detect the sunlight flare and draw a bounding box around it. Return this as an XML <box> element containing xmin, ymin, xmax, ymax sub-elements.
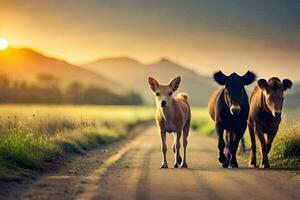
<box><xmin>0</xmin><ymin>38</ymin><xmax>8</xmax><ymax>50</ymax></box>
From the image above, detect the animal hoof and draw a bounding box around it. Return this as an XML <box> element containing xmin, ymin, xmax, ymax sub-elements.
<box><xmin>259</xmin><ymin>164</ymin><xmax>270</xmax><ymax>169</ymax></box>
<box><xmin>229</xmin><ymin>163</ymin><xmax>239</xmax><ymax>168</ymax></box>
<box><xmin>218</xmin><ymin>155</ymin><xmax>227</xmax><ymax>164</ymax></box>
<box><xmin>173</xmin><ymin>163</ymin><xmax>179</xmax><ymax>168</ymax></box>
<box><xmin>180</xmin><ymin>163</ymin><xmax>188</xmax><ymax>168</ymax></box>
<box><xmin>177</xmin><ymin>156</ymin><xmax>182</xmax><ymax>164</ymax></box>
<box><xmin>160</xmin><ymin>164</ymin><xmax>168</xmax><ymax>169</ymax></box>
<box><xmin>248</xmin><ymin>164</ymin><xmax>257</xmax><ymax>168</ymax></box>
<box><xmin>222</xmin><ymin>162</ymin><xmax>229</xmax><ymax>168</ymax></box>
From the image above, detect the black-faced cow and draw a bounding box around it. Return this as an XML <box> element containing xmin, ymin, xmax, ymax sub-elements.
<box><xmin>208</xmin><ymin>71</ymin><xmax>256</xmax><ymax>168</ymax></box>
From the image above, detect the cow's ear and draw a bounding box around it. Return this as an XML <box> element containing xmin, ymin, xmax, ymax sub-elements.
<box><xmin>257</xmin><ymin>79</ymin><xmax>268</xmax><ymax>90</ymax></box>
<box><xmin>168</xmin><ymin>76</ymin><xmax>181</xmax><ymax>92</ymax></box>
<box><xmin>282</xmin><ymin>79</ymin><xmax>293</xmax><ymax>91</ymax></box>
<box><xmin>213</xmin><ymin>71</ymin><xmax>227</xmax><ymax>85</ymax></box>
<box><xmin>148</xmin><ymin>77</ymin><xmax>159</xmax><ymax>92</ymax></box>
<box><xmin>242</xmin><ymin>71</ymin><xmax>256</xmax><ymax>85</ymax></box>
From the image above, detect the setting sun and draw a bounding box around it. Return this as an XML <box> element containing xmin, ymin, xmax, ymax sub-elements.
<box><xmin>0</xmin><ymin>38</ymin><xmax>8</xmax><ymax>50</ymax></box>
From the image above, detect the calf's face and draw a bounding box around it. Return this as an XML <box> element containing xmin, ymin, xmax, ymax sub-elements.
<box><xmin>257</xmin><ymin>78</ymin><xmax>292</xmax><ymax>118</ymax></box>
<box><xmin>214</xmin><ymin>71</ymin><xmax>256</xmax><ymax>116</ymax></box>
<box><xmin>148</xmin><ymin>76</ymin><xmax>181</xmax><ymax>108</ymax></box>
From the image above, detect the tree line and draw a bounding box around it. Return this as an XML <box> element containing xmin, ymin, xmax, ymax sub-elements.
<box><xmin>0</xmin><ymin>74</ymin><xmax>143</xmax><ymax>105</ymax></box>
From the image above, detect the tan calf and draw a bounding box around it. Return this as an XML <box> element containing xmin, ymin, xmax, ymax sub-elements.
<box><xmin>148</xmin><ymin>76</ymin><xmax>191</xmax><ymax>168</ymax></box>
<box><xmin>248</xmin><ymin>77</ymin><xmax>293</xmax><ymax>168</ymax></box>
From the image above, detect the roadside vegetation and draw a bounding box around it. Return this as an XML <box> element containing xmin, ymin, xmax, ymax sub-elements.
<box><xmin>191</xmin><ymin>107</ymin><xmax>300</xmax><ymax>169</ymax></box>
<box><xmin>0</xmin><ymin>105</ymin><xmax>155</xmax><ymax>180</ymax></box>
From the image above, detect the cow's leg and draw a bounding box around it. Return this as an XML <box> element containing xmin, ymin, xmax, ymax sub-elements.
<box><xmin>216</xmin><ymin>123</ymin><xmax>226</xmax><ymax>167</ymax></box>
<box><xmin>224</xmin><ymin>130</ymin><xmax>231</xmax><ymax>168</ymax></box>
<box><xmin>229</xmin><ymin>131</ymin><xmax>243</xmax><ymax>168</ymax></box>
<box><xmin>160</xmin><ymin>130</ymin><xmax>168</xmax><ymax>168</ymax></box>
<box><xmin>248</xmin><ymin>124</ymin><xmax>257</xmax><ymax>168</ymax></box>
<box><xmin>255</xmin><ymin>126</ymin><xmax>269</xmax><ymax>168</ymax></box>
<box><xmin>174</xmin><ymin>130</ymin><xmax>182</xmax><ymax>168</ymax></box>
<box><xmin>239</xmin><ymin>137</ymin><xmax>246</xmax><ymax>154</ymax></box>
<box><xmin>228</xmin><ymin>121</ymin><xmax>247</xmax><ymax>168</ymax></box>
<box><xmin>181</xmin><ymin>120</ymin><xmax>190</xmax><ymax>168</ymax></box>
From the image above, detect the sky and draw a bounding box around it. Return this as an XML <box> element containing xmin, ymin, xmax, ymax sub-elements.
<box><xmin>0</xmin><ymin>0</ymin><xmax>299</xmax><ymax>78</ymax></box>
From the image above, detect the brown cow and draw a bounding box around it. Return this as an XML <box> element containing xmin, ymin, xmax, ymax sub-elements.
<box><xmin>248</xmin><ymin>77</ymin><xmax>293</xmax><ymax>168</ymax></box>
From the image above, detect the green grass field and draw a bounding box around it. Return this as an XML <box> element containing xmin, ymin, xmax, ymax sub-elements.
<box><xmin>191</xmin><ymin>107</ymin><xmax>300</xmax><ymax>169</ymax></box>
<box><xmin>1</xmin><ymin>105</ymin><xmax>298</xmax><ymax>180</ymax></box>
<box><xmin>0</xmin><ymin>105</ymin><xmax>155</xmax><ymax>179</ymax></box>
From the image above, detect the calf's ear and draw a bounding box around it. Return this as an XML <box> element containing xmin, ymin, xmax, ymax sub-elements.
<box><xmin>242</xmin><ymin>71</ymin><xmax>256</xmax><ymax>85</ymax></box>
<box><xmin>213</xmin><ymin>71</ymin><xmax>227</xmax><ymax>85</ymax></box>
<box><xmin>282</xmin><ymin>79</ymin><xmax>293</xmax><ymax>91</ymax></box>
<box><xmin>169</xmin><ymin>76</ymin><xmax>181</xmax><ymax>91</ymax></box>
<box><xmin>257</xmin><ymin>79</ymin><xmax>268</xmax><ymax>90</ymax></box>
<box><xmin>148</xmin><ymin>77</ymin><xmax>159</xmax><ymax>92</ymax></box>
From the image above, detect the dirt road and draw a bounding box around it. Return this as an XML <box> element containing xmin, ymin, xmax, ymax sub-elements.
<box><xmin>2</xmin><ymin>125</ymin><xmax>299</xmax><ymax>200</ymax></box>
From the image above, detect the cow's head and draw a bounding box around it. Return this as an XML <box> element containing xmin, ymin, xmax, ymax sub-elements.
<box><xmin>257</xmin><ymin>77</ymin><xmax>292</xmax><ymax>118</ymax></box>
<box><xmin>214</xmin><ymin>71</ymin><xmax>256</xmax><ymax>116</ymax></box>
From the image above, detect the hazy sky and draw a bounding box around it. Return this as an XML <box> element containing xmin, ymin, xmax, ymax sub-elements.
<box><xmin>0</xmin><ymin>0</ymin><xmax>299</xmax><ymax>78</ymax></box>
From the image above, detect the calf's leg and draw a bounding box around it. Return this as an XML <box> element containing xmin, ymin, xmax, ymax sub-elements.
<box><xmin>266</xmin><ymin>129</ymin><xmax>278</xmax><ymax>154</ymax></box>
<box><xmin>255</xmin><ymin>127</ymin><xmax>270</xmax><ymax>168</ymax></box>
<box><xmin>172</xmin><ymin>133</ymin><xmax>182</xmax><ymax>166</ymax></box>
<box><xmin>181</xmin><ymin>120</ymin><xmax>190</xmax><ymax>168</ymax></box>
<box><xmin>248</xmin><ymin>124</ymin><xmax>257</xmax><ymax>167</ymax></box>
<box><xmin>160</xmin><ymin>131</ymin><xmax>168</xmax><ymax>168</ymax></box>
<box><xmin>174</xmin><ymin>131</ymin><xmax>182</xmax><ymax>168</ymax></box>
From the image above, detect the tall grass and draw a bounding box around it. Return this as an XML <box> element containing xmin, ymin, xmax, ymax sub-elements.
<box><xmin>191</xmin><ymin>108</ymin><xmax>215</xmax><ymax>137</ymax></box>
<box><xmin>191</xmin><ymin>107</ymin><xmax>300</xmax><ymax>169</ymax></box>
<box><xmin>269</xmin><ymin>113</ymin><xmax>300</xmax><ymax>168</ymax></box>
<box><xmin>0</xmin><ymin>105</ymin><xmax>155</xmax><ymax>179</ymax></box>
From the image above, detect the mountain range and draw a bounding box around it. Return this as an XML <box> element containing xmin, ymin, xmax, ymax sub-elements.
<box><xmin>0</xmin><ymin>47</ymin><xmax>122</xmax><ymax>93</ymax></box>
<box><xmin>83</xmin><ymin>57</ymin><xmax>216</xmax><ymax>105</ymax></box>
<box><xmin>0</xmin><ymin>47</ymin><xmax>298</xmax><ymax>106</ymax></box>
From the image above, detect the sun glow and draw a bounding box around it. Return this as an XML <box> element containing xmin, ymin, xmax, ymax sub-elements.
<box><xmin>0</xmin><ymin>38</ymin><xmax>8</xmax><ymax>50</ymax></box>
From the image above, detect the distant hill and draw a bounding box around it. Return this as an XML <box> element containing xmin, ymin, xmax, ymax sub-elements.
<box><xmin>0</xmin><ymin>47</ymin><xmax>123</xmax><ymax>93</ymax></box>
<box><xmin>84</xmin><ymin>57</ymin><xmax>216</xmax><ymax>105</ymax></box>
<box><xmin>285</xmin><ymin>82</ymin><xmax>300</xmax><ymax>108</ymax></box>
